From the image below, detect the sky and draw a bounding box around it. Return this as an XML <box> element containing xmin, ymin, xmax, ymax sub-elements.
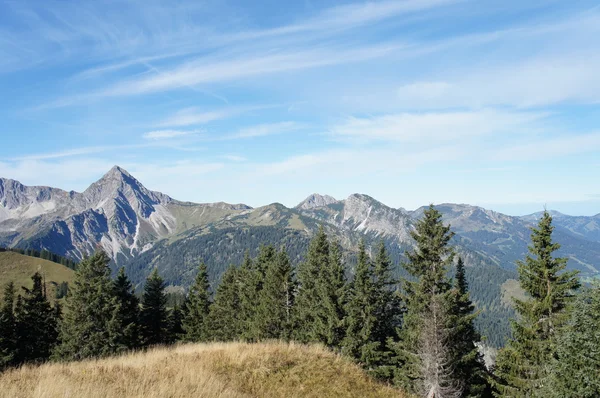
<box><xmin>1</xmin><ymin>0</ymin><xmax>599</xmax><ymax>216</ymax></box>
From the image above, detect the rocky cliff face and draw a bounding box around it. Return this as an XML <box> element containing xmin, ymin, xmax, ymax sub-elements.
<box><xmin>2</xmin><ymin>166</ymin><xmax>599</xmax><ymax>278</ymax></box>
<box><xmin>0</xmin><ymin>166</ymin><xmax>249</xmax><ymax>262</ymax></box>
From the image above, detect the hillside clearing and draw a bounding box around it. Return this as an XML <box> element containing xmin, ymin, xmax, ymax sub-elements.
<box><xmin>0</xmin><ymin>342</ymin><xmax>407</xmax><ymax>398</ymax></box>
<box><xmin>0</xmin><ymin>251</ymin><xmax>74</xmax><ymax>299</ymax></box>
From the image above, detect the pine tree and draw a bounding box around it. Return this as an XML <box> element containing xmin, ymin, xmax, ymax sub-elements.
<box><xmin>451</xmin><ymin>257</ymin><xmax>490</xmax><ymax>397</ymax></box>
<box><xmin>293</xmin><ymin>226</ymin><xmax>330</xmax><ymax>343</ymax></box>
<box><xmin>493</xmin><ymin>211</ymin><xmax>580</xmax><ymax>397</ymax></box>
<box><xmin>371</xmin><ymin>241</ymin><xmax>403</xmax><ymax>379</ymax></box>
<box><xmin>166</xmin><ymin>305</ymin><xmax>184</xmax><ymax>344</ymax></box>
<box><xmin>342</xmin><ymin>241</ymin><xmax>379</xmax><ymax>367</ymax></box>
<box><xmin>206</xmin><ymin>265</ymin><xmax>242</xmax><ymax>341</ymax></box>
<box><xmin>543</xmin><ymin>283</ymin><xmax>600</xmax><ymax>398</ymax></box>
<box><xmin>237</xmin><ymin>252</ymin><xmax>262</xmax><ymax>340</ymax></box>
<box><xmin>0</xmin><ymin>282</ymin><xmax>17</xmax><ymax>369</ymax></box>
<box><xmin>238</xmin><ymin>249</ymin><xmax>267</xmax><ymax>341</ymax></box>
<box><xmin>390</xmin><ymin>205</ymin><xmax>461</xmax><ymax>397</ymax></box>
<box><xmin>113</xmin><ymin>267</ymin><xmax>141</xmax><ymax>349</ymax></box>
<box><xmin>182</xmin><ymin>263</ymin><xmax>211</xmax><ymax>342</ymax></box>
<box><xmin>140</xmin><ymin>269</ymin><xmax>169</xmax><ymax>346</ymax></box>
<box><xmin>15</xmin><ymin>272</ymin><xmax>60</xmax><ymax>363</ymax></box>
<box><xmin>254</xmin><ymin>248</ymin><xmax>295</xmax><ymax>340</ymax></box>
<box><xmin>317</xmin><ymin>239</ymin><xmax>347</xmax><ymax>348</ymax></box>
<box><xmin>53</xmin><ymin>251</ymin><xmax>124</xmax><ymax>361</ymax></box>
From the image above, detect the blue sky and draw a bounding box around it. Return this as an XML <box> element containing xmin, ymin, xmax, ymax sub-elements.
<box><xmin>1</xmin><ymin>0</ymin><xmax>599</xmax><ymax>215</ymax></box>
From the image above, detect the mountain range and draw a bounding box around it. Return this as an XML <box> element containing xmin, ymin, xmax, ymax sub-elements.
<box><xmin>1</xmin><ymin>166</ymin><xmax>599</xmax><ymax>346</ymax></box>
<box><xmin>1</xmin><ymin>165</ymin><xmax>598</xmax><ymax>277</ymax></box>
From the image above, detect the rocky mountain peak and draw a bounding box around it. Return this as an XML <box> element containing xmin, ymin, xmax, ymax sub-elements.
<box><xmin>296</xmin><ymin>193</ymin><xmax>338</xmax><ymax>210</ymax></box>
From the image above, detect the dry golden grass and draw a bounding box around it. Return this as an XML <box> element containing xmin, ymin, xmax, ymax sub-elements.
<box><xmin>0</xmin><ymin>341</ymin><xmax>408</xmax><ymax>398</ymax></box>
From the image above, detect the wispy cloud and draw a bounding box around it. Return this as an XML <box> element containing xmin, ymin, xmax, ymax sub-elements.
<box><xmin>142</xmin><ymin>129</ymin><xmax>199</xmax><ymax>140</ymax></box>
<box><xmin>227</xmin><ymin>122</ymin><xmax>302</xmax><ymax>139</ymax></box>
<box><xmin>329</xmin><ymin>109</ymin><xmax>548</xmax><ymax>143</ymax></box>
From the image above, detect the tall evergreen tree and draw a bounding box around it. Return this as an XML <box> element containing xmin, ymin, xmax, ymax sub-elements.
<box><xmin>237</xmin><ymin>251</ymin><xmax>263</xmax><ymax>340</ymax></box>
<box><xmin>140</xmin><ymin>269</ymin><xmax>169</xmax><ymax>346</ymax></box>
<box><xmin>451</xmin><ymin>257</ymin><xmax>490</xmax><ymax>397</ymax></box>
<box><xmin>16</xmin><ymin>272</ymin><xmax>59</xmax><ymax>363</ymax></box>
<box><xmin>390</xmin><ymin>205</ymin><xmax>461</xmax><ymax>397</ymax></box>
<box><xmin>342</xmin><ymin>241</ymin><xmax>379</xmax><ymax>367</ymax></box>
<box><xmin>543</xmin><ymin>283</ymin><xmax>600</xmax><ymax>398</ymax></box>
<box><xmin>371</xmin><ymin>241</ymin><xmax>403</xmax><ymax>379</ymax></box>
<box><xmin>0</xmin><ymin>282</ymin><xmax>17</xmax><ymax>369</ymax></box>
<box><xmin>53</xmin><ymin>251</ymin><xmax>123</xmax><ymax>361</ymax></box>
<box><xmin>254</xmin><ymin>248</ymin><xmax>295</xmax><ymax>340</ymax></box>
<box><xmin>493</xmin><ymin>211</ymin><xmax>580</xmax><ymax>397</ymax></box>
<box><xmin>293</xmin><ymin>226</ymin><xmax>330</xmax><ymax>343</ymax></box>
<box><xmin>113</xmin><ymin>267</ymin><xmax>140</xmax><ymax>349</ymax></box>
<box><xmin>317</xmin><ymin>239</ymin><xmax>347</xmax><ymax>348</ymax></box>
<box><xmin>166</xmin><ymin>305</ymin><xmax>184</xmax><ymax>344</ymax></box>
<box><xmin>182</xmin><ymin>263</ymin><xmax>211</xmax><ymax>342</ymax></box>
<box><xmin>208</xmin><ymin>265</ymin><xmax>242</xmax><ymax>341</ymax></box>
<box><xmin>206</xmin><ymin>265</ymin><xmax>242</xmax><ymax>341</ymax></box>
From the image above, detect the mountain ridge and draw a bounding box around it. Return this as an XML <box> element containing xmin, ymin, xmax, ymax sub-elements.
<box><xmin>1</xmin><ymin>166</ymin><xmax>598</xmax><ymax>278</ymax></box>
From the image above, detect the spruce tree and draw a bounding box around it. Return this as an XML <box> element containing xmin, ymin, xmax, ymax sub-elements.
<box><xmin>182</xmin><ymin>263</ymin><xmax>211</xmax><ymax>342</ymax></box>
<box><xmin>166</xmin><ymin>305</ymin><xmax>184</xmax><ymax>344</ymax></box>
<box><xmin>237</xmin><ymin>252</ymin><xmax>263</xmax><ymax>340</ymax></box>
<box><xmin>293</xmin><ymin>226</ymin><xmax>330</xmax><ymax>343</ymax></box>
<box><xmin>206</xmin><ymin>265</ymin><xmax>242</xmax><ymax>341</ymax></box>
<box><xmin>140</xmin><ymin>269</ymin><xmax>169</xmax><ymax>346</ymax></box>
<box><xmin>0</xmin><ymin>282</ymin><xmax>17</xmax><ymax>369</ymax></box>
<box><xmin>317</xmin><ymin>239</ymin><xmax>347</xmax><ymax>348</ymax></box>
<box><xmin>113</xmin><ymin>267</ymin><xmax>140</xmax><ymax>349</ymax></box>
<box><xmin>342</xmin><ymin>241</ymin><xmax>379</xmax><ymax>367</ymax></box>
<box><xmin>371</xmin><ymin>241</ymin><xmax>403</xmax><ymax>379</ymax></box>
<box><xmin>451</xmin><ymin>257</ymin><xmax>490</xmax><ymax>397</ymax></box>
<box><xmin>53</xmin><ymin>251</ymin><xmax>124</xmax><ymax>361</ymax></box>
<box><xmin>254</xmin><ymin>248</ymin><xmax>295</xmax><ymax>340</ymax></box>
<box><xmin>543</xmin><ymin>283</ymin><xmax>600</xmax><ymax>398</ymax></box>
<box><xmin>493</xmin><ymin>211</ymin><xmax>580</xmax><ymax>397</ymax></box>
<box><xmin>15</xmin><ymin>272</ymin><xmax>59</xmax><ymax>363</ymax></box>
<box><xmin>390</xmin><ymin>205</ymin><xmax>461</xmax><ymax>397</ymax></box>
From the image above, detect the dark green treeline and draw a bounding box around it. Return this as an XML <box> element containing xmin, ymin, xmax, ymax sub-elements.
<box><xmin>1</xmin><ymin>209</ymin><xmax>597</xmax><ymax>398</ymax></box>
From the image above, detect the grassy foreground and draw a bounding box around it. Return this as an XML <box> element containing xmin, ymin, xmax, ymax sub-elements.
<box><xmin>0</xmin><ymin>342</ymin><xmax>407</xmax><ymax>398</ymax></box>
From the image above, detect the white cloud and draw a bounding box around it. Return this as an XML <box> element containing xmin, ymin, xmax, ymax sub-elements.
<box><xmin>142</xmin><ymin>130</ymin><xmax>198</xmax><ymax>140</ymax></box>
<box><xmin>227</xmin><ymin>122</ymin><xmax>302</xmax><ymax>139</ymax></box>
<box><xmin>329</xmin><ymin>109</ymin><xmax>548</xmax><ymax>142</ymax></box>
<box><xmin>491</xmin><ymin>132</ymin><xmax>600</xmax><ymax>161</ymax></box>
<box><xmin>101</xmin><ymin>44</ymin><xmax>401</xmax><ymax>97</ymax></box>
<box><xmin>221</xmin><ymin>155</ymin><xmax>246</xmax><ymax>162</ymax></box>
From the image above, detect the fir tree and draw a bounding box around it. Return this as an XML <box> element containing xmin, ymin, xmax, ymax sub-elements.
<box><xmin>254</xmin><ymin>248</ymin><xmax>295</xmax><ymax>340</ymax></box>
<box><xmin>543</xmin><ymin>283</ymin><xmax>600</xmax><ymax>398</ymax></box>
<box><xmin>371</xmin><ymin>241</ymin><xmax>403</xmax><ymax>379</ymax></box>
<box><xmin>493</xmin><ymin>211</ymin><xmax>580</xmax><ymax>397</ymax></box>
<box><xmin>451</xmin><ymin>257</ymin><xmax>490</xmax><ymax>397</ymax></box>
<box><xmin>237</xmin><ymin>252</ymin><xmax>255</xmax><ymax>337</ymax></box>
<box><xmin>140</xmin><ymin>269</ymin><xmax>169</xmax><ymax>346</ymax></box>
<box><xmin>182</xmin><ymin>263</ymin><xmax>211</xmax><ymax>342</ymax></box>
<box><xmin>206</xmin><ymin>265</ymin><xmax>242</xmax><ymax>341</ymax></box>
<box><xmin>342</xmin><ymin>241</ymin><xmax>379</xmax><ymax>367</ymax></box>
<box><xmin>293</xmin><ymin>226</ymin><xmax>330</xmax><ymax>343</ymax></box>
<box><xmin>166</xmin><ymin>305</ymin><xmax>184</xmax><ymax>344</ymax></box>
<box><xmin>317</xmin><ymin>239</ymin><xmax>347</xmax><ymax>348</ymax></box>
<box><xmin>53</xmin><ymin>251</ymin><xmax>124</xmax><ymax>361</ymax></box>
<box><xmin>390</xmin><ymin>205</ymin><xmax>461</xmax><ymax>397</ymax></box>
<box><xmin>0</xmin><ymin>282</ymin><xmax>17</xmax><ymax>369</ymax></box>
<box><xmin>15</xmin><ymin>272</ymin><xmax>59</xmax><ymax>363</ymax></box>
<box><xmin>113</xmin><ymin>267</ymin><xmax>141</xmax><ymax>349</ymax></box>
